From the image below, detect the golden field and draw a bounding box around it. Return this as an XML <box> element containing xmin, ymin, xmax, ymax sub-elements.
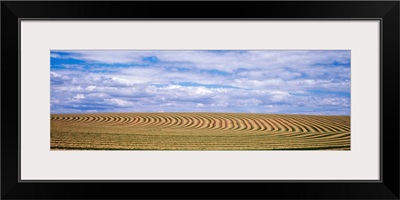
<box><xmin>51</xmin><ymin>113</ymin><xmax>350</xmax><ymax>150</ymax></box>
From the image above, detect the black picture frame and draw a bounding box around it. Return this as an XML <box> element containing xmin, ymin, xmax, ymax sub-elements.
<box><xmin>2</xmin><ymin>1</ymin><xmax>399</xmax><ymax>199</ymax></box>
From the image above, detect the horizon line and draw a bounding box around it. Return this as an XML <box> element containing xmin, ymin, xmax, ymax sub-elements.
<box><xmin>50</xmin><ymin>111</ymin><xmax>350</xmax><ymax>117</ymax></box>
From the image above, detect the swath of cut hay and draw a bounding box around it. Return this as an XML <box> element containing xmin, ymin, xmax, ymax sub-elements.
<box><xmin>51</xmin><ymin>113</ymin><xmax>350</xmax><ymax>150</ymax></box>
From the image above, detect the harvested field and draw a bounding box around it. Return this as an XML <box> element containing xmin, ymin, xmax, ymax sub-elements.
<box><xmin>51</xmin><ymin>113</ymin><xmax>350</xmax><ymax>150</ymax></box>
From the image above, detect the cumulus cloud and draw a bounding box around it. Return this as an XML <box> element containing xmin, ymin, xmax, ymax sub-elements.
<box><xmin>104</xmin><ymin>98</ymin><xmax>134</xmax><ymax>107</ymax></box>
<box><xmin>51</xmin><ymin>50</ymin><xmax>350</xmax><ymax>115</ymax></box>
<box><xmin>73</xmin><ymin>94</ymin><xmax>85</xmax><ymax>100</ymax></box>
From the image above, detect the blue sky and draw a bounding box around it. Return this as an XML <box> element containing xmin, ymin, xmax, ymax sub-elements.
<box><xmin>50</xmin><ymin>50</ymin><xmax>350</xmax><ymax>115</ymax></box>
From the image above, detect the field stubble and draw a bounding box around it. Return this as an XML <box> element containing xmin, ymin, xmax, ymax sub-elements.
<box><xmin>51</xmin><ymin>113</ymin><xmax>350</xmax><ymax>150</ymax></box>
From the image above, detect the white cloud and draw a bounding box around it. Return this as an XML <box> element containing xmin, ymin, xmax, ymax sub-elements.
<box><xmin>104</xmin><ymin>98</ymin><xmax>134</xmax><ymax>107</ymax></box>
<box><xmin>50</xmin><ymin>71</ymin><xmax>62</xmax><ymax>78</ymax></box>
<box><xmin>73</xmin><ymin>94</ymin><xmax>85</xmax><ymax>100</ymax></box>
<box><xmin>270</xmin><ymin>91</ymin><xmax>291</xmax><ymax>102</ymax></box>
<box><xmin>68</xmin><ymin>51</ymin><xmax>146</xmax><ymax>64</ymax></box>
<box><xmin>196</xmin><ymin>103</ymin><xmax>205</xmax><ymax>107</ymax></box>
<box><xmin>50</xmin><ymin>53</ymin><xmax>61</xmax><ymax>58</ymax></box>
<box><xmin>86</xmin><ymin>85</ymin><xmax>96</xmax><ymax>91</ymax></box>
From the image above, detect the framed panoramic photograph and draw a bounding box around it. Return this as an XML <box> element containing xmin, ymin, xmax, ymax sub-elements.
<box><xmin>49</xmin><ymin>49</ymin><xmax>351</xmax><ymax>151</ymax></box>
<box><xmin>2</xmin><ymin>1</ymin><xmax>399</xmax><ymax>200</ymax></box>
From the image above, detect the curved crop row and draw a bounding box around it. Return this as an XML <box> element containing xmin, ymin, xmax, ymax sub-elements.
<box><xmin>51</xmin><ymin>113</ymin><xmax>350</xmax><ymax>134</ymax></box>
<box><xmin>51</xmin><ymin>113</ymin><xmax>350</xmax><ymax>150</ymax></box>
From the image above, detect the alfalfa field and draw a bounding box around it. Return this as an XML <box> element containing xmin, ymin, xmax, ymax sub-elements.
<box><xmin>51</xmin><ymin>112</ymin><xmax>350</xmax><ymax>150</ymax></box>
